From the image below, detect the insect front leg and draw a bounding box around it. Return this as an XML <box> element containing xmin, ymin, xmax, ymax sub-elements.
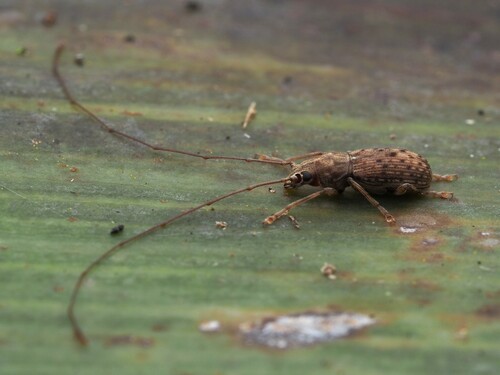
<box><xmin>347</xmin><ymin>177</ymin><xmax>396</xmax><ymax>224</ymax></box>
<box><xmin>284</xmin><ymin>151</ymin><xmax>325</xmax><ymax>162</ymax></box>
<box><xmin>263</xmin><ymin>188</ymin><xmax>337</xmax><ymax>225</ymax></box>
<box><xmin>254</xmin><ymin>154</ymin><xmax>290</xmax><ymax>164</ymax></box>
<box><xmin>254</xmin><ymin>151</ymin><xmax>326</xmax><ymax>165</ymax></box>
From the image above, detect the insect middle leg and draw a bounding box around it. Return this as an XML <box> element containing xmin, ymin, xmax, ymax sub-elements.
<box><xmin>347</xmin><ymin>177</ymin><xmax>396</xmax><ymax>224</ymax></box>
<box><xmin>263</xmin><ymin>188</ymin><xmax>337</xmax><ymax>225</ymax></box>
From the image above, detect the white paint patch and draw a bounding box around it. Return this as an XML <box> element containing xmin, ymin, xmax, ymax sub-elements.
<box><xmin>239</xmin><ymin>311</ymin><xmax>375</xmax><ymax>349</ymax></box>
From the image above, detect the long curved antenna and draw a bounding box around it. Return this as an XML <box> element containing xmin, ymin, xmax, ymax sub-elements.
<box><xmin>52</xmin><ymin>44</ymin><xmax>291</xmax><ymax>167</ymax></box>
<box><xmin>68</xmin><ymin>177</ymin><xmax>288</xmax><ymax>346</ymax></box>
<box><xmin>53</xmin><ymin>43</ymin><xmax>291</xmax><ymax>345</ymax></box>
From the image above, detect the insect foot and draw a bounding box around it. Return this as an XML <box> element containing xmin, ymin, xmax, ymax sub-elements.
<box><xmin>424</xmin><ymin>191</ymin><xmax>455</xmax><ymax>199</ymax></box>
<box><xmin>263</xmin><ymin>188</ymin><xmax>337</xmax><ymax>226</ymax></box>
<box><xmin>432</xmin><ymin>174</ymin><xmax>458</xmax><ymax>182</ymax></box>
<box><xmin>263</xmin><ymin>215</ymin><xmax>281</xmax><ymax>225</ymax></box>
<box><xmin>385</xmin><ymin>214</ymin><xmax>397</xmax><ymax>224</ymax></box>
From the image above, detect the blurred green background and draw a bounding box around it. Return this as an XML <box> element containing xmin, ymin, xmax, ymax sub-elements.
<box><xmin>0</xmin><ymin>1</ymin><xmax>499</xmax><ymax>374</ymax></box>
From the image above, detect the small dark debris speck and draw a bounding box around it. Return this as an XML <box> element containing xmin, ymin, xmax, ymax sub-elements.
<box><xmin>185</xmin><ymin>1</ymin><xmax>202</xmax><ymax>13</ymax></box>
<box><xmin>110</xmin><ymin>224</ymin><xmax>125</xmax><ymax>235</ymax></box>
<box><xmin>282</xmin><ymin>76</ymin><xmax>293</xmax><ymax>85</ymax></box>
<box><xmin>124</xmin><ymin>34</ymin><xmax>136</xmax><ymax>43</ymax></box>
<box><xmin>41</xmin><ymin>10</ymin><xmax>57</xmax><ymax>27</ymax></box>
<box><xmin>477</xmin><ymin>109</ymin><xmax>485</xmax><ymax>116</ymax></box>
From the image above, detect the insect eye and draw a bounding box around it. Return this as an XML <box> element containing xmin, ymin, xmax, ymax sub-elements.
<box><xmin>302</xmin><ymin>171</ymin><xmax>313</xmax><ymax>183</ymax></box>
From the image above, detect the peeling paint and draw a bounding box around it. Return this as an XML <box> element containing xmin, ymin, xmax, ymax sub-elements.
<box><xmin>239</xmin><ymin>311</ymin><xmax>375</xmax><ymax>349</ymax></box>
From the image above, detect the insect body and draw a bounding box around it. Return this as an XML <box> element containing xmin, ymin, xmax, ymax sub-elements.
<box><xmin>52</xmin><ymin>44</ymin><xmax>457</xmax><ymax>346</ymax></box>
<box><xmin>261</xmin><ymin>149</ymin><xmax>456</xmax><ymax>225</ymax></box>
<box><xmin>286</xmin><ymin>148</ymin><xmax>433</xmax><ymax>192</ymax></box>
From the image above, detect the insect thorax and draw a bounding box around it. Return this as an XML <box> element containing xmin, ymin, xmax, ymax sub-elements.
<box><xmin>292</xmin><ymin>152</ymin><xmax>352</xmax><ymax>190</ymax></box>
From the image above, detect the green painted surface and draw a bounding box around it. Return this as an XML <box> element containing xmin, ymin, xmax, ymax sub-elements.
<box><xmin>0</xmin><ymin>1</ymin><xmax>499</xmax><ymax>374</ymax></box>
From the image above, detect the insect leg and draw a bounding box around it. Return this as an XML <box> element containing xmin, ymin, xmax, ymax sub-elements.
<box><xmin>430</xmin><ymin>174</ymin><xmax>456</xmax><ymax>199</ymax></box>
<box><xmin>395</xmin><ymin>183</ymin><xmax>454</xmax><ymax>199</ymax></box>
<box><xmin>394</xmin><ymin>183</ymin><xmax>420</xmax><ymax>196</ymax></box>
<box><xmin>253</xmin><ymin>154</ymin><xmax>290</xmax><ymax>164</ymax></box>
<box><xmin>423</xmin><ymin>190</ymin><xmax>454</xmax><ymax>199</ymax></box>
<box><xmin>347</xmin><ymin>177</ymin><xmax>396</xmax><ymax>224</ymax></box>
<box><xmin>254</xmin><ymin>151</ymin><xmax>326</xmax><ymax>164</ymax></box>
<box><xmin>284</xmin><ymin>151</ymin><xmax>325</xmax><ymax>162</ymax></box>
<box><xmin>263</xmin><ymin>188</ymin><xmax>337</xmax><ymax>225</ymax></box>
<box><xmin>432</xmin><ymin>174</ymin><xmax>458</xmax><ymax>182</ymax></box>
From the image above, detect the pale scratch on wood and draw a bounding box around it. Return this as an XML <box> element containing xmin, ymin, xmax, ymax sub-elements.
<box><xmin>0</xmin><ymin>183</ymin><xmax>27</xmax><ymax>199</ymax></box>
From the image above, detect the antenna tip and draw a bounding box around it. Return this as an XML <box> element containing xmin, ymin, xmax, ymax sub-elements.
<box><xmin>73</xmin><ymin>328</ymin><xmax>89</xmax><ymax>347</ymax></box>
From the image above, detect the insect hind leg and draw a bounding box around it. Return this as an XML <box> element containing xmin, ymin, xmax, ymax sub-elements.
<box><xmin>432</xmin><ymin>173</ymin><xmax>458</xmax><ymax>182</ymax></box>
<box><xmin>423</xmin><ymin>190</ymin><xmax>454</xmax><ymax>199</ymax></box>
<box><xmin>394</xmin><ymin>182</ymin><xmax>453</xmax><ymax>199</ymax></box>
<box><xmin>430</xmin><ymin>174</ymin><xmax>457</xmax><ymax>199</ymax></box>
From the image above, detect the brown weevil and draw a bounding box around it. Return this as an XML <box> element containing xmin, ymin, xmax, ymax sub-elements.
<box><xmin>52</xmin><ymin>44</ymin><xmax>457</xmax><ymax>346</ymax></box>
<box><xmin>259</xmin><ymin>148</ymin><xmax>457</xmax><ymax>225</ymax></box>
